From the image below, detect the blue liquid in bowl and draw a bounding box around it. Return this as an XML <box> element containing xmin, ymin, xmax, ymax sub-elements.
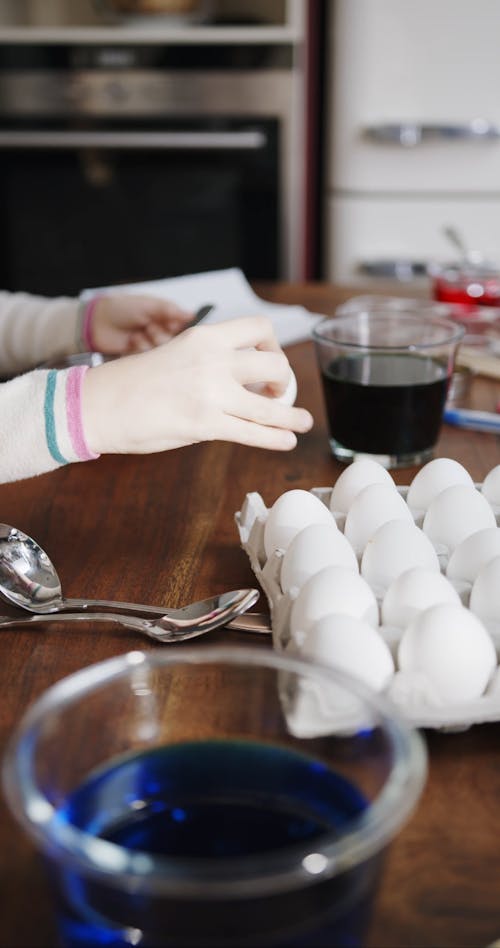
<box><xmin>50</xmin><ymin>740</ymin><xmax>382</xmax><ymax>947</ymax></box>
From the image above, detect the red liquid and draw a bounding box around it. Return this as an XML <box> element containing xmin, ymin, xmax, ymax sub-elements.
<box><xmin>434</xmin><ymin>273</ymin><xmax>500</xmax><ymax>308</ymax></box>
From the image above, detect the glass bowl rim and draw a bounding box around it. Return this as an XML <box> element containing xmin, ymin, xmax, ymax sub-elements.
<box><xmin>2</xmin><ymin>645</ymin><xmax>427</xmax><ymax>899</ymax></box>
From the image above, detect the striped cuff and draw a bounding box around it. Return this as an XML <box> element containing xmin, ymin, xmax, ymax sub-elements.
<box><xmin>44</xmin><ymin>366</ymin><xmax>100</xmax><ymax>465</ymax></box>
<box><xmin>76</xmin><ymin>296</ymin><xmax>101</xmax><ymax>352</ymax></box>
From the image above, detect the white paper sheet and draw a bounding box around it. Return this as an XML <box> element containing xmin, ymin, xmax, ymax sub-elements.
<box><xmin>82</xmin><ymin>267</ymin><xmax>323</xmax><ymax>347</ymax></box>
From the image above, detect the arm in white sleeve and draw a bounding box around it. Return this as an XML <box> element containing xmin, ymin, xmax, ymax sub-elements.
<box><xmin>0</xmin><ymin>366</ymin><xmax>99</xmax><ymax>483</ymax></box>
<box><xmin>0</xmin><ymin>291</ymin><xmax>84</xmax><ymax>377</ymax></box>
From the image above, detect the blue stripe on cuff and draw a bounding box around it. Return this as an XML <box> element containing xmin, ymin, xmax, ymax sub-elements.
<box><xmin>44</xmin><ymin>370</ymin><xmax>69</xmax><ymax>465</ymax></box>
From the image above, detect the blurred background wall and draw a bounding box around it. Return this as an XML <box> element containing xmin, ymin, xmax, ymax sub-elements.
<box><xmin>0</xmin><ymin>0</ymin><xmax>498</xmax><ymax>293</ymax></box>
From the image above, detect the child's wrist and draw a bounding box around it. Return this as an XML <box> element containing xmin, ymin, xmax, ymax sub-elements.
<box><xmin>44</xmin><ymin>366</ymin><xmax>100</xmax><ymax>466</ymax></box>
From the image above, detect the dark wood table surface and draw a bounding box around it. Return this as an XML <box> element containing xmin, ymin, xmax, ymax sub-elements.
<box><xmin>1</xmin><ymin>282</ymin><xmax>500</xmax><ymax>948</ymax></box>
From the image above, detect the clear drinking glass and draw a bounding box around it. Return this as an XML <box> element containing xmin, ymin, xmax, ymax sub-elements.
<box><xmin>2</xmin><ymin>646</ymin><xmax>427</xmax><ymax>948</ymax></box>
<box><xmin>313</xmin><ymin>306</ymin><xmax>465</xmax><ymax>469</ymax></box>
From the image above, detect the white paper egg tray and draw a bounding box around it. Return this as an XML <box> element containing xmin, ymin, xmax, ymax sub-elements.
<box><xmin>235</xmin><ymin>486</ymin><xmax>500</xmax><ymax>732</ymax></box>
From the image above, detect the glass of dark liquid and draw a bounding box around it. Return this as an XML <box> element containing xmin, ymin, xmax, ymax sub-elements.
<box><xmin>313</xmin><ymin>306</ymin><xmax>464</xmax><ymax>469</ymax></box>
<box><xmin>2</xmin><ymin>646</ymin><xmax>426</xmax><ymax>948</ymax></box>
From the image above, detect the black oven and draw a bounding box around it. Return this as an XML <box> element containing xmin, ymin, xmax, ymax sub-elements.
<box><xmin>0</xmin><ymin>43</ymin><xmax>299</xmax><ymax>296</ymax></box>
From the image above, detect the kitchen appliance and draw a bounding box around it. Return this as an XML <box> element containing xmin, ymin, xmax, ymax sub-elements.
<box><xmin>0</xmin><ymin>38</ymin><xmax>304</xmax><ymax>296</ymax></box>
<box><xmin>93</xmin><ymin>0</ymin><xmax>213</xmax><ymax>26</ymax></box>
<box><xmin>323</xmin><ymin>0</ymin><xmax>500</xmax><ymax>287</ymax></box>
<box><xmin>96</xmin><ymin>0</ymin><xmax>207</xmax><ymax>12</ymax></box>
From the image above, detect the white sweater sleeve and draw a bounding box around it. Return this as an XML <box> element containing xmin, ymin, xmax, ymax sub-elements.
<box><xmin>0</xmin><ymin>291</ymin><xmax>82</xmax><ymax>376</ymax></box>
<box><xmin>0</xmin><ymin>366</ymin><xmax>99</xmax><ymax>483</ymax></box>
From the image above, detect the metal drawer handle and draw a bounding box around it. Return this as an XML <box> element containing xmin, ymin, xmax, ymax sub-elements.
<box><xmin>0</xmin><ymin>129</ymin><xmax>267</xmax><ymax>150</ymax></box>
<box><xmin>358</xmin><ymin>259</ymin><xmax>429</xmax><ymax>280</ymax></box>
<box><xmin>363</xmin><ymin>120</ymin><xmax>500</xmax><ymax>146</ymax></box>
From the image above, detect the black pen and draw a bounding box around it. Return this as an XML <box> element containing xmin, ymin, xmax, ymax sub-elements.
<box><xmin>189</xmin><ymin>303</ymin><xmax>215</xmax><ymax>327</ymax></box>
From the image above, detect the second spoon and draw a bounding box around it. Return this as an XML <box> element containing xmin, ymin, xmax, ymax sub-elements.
<box><xmin>0</xmin><ymin>524</ymin><xmax>259</xmax><ymax>625</ymax></box>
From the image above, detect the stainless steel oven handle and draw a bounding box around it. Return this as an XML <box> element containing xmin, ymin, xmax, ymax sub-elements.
<box><xmin>0</xmin><ymin>129</ymin><xmax>267</xmax><ymax>150</ymax></box>
<box><xmin>363</xmin><ymin>120</ymin><xmax>500</xmax><ymax>146</ymax></box>
<box><xmin>358</xmin><ymin>258</ymin><xmax>429</xmax><ymax>280</ymax></box>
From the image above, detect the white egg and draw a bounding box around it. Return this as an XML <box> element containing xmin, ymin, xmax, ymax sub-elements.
<box><xmin>280</xmin><ymin>522</ymin><xmax>358</xmax><ymax>595</ymax></box>
<box><xmin>398</xmin><ymin>603</ymin><xmax>496</xmax><ymax>703</ymax></box>
<box><xmin>422</xmin><ymin>484</ymin><xmax>496</xmax><ymax>554</ymax></box>
<box><xmin>290</xmin><ymin>565</ymin><xmax>379</xmax><ymax>642</ymax></box>
<box><xmin>263</xmin><ymin>489</ymin><xmax>333</xmax><ymax>559</ymax></box>
<box><xmin>382</xmin><ymin>567</ymin><xmax>460</xmax><ymax>629</ymax></box>
<box><xmin>246</xmin><ymin>369</ymin><xmax>297</xmax><ymax>405</ymax></box>
<box><xmin>481</xmin><ymin>464</ymin><xmax>500</xmax><ymax>508</ymax></box>
<box><xmin>301</xmin><ymin>614</ymin><xmax>395</xmax><ymax>692</ymax></box>
<box><xmin>273</xmin><ymin>368</ymin><xmax>297</xmax><ymax>406</ymax></box>
<box><xmin>446</xmin><ymin>527</ymin><xmax>500</xmax><ymax>585</ymax></box>
<box><xmin>329</xmin><ymin>459</ymin><xmax>394</xmax><ymax>514</ymax></box>
<box><xmin>406</xmin><ymin>458</ymin><xmax>474</xmax><ymax>515</ymax></box>
<box><xmin>470</xmin><ymin>556</ymin><xmax>500</xmax><ymax>624</ymax></box>
<box><xmin>361</xmin><ymin>519</ymin><xmax>440</xmax><ymax>595</ymax></box>
<box><xmin>344</xmin><ymin>483</ymin><xmax>413</xmax><ymax>557</ymax></box>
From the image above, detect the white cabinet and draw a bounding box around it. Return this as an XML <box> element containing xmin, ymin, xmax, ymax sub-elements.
<box><xmin>325</xmin><ymin>195</ymin><xmax>500</xmax><ymax>284</ymax></box>
<box><xmin>324</xmin><ymin>0</ymin><xmax>500</xmax><ymax>283</ymax></box>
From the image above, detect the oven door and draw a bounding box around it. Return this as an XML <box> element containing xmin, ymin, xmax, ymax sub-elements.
<box><xmin>0</xmin><ymin>118</ymin><xmax>279</xmax><ymax>296</ymax></box>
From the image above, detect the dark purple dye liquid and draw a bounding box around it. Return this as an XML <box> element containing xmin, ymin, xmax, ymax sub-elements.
<box><xmin>50</xmin><ymin>740</ymin><xmax>382</xmax><ymax>947</ymax></box>
<box><xmin>321</xmin><ymin>352</ymin><xmax>449</xmax><ymax>456</ymax></box>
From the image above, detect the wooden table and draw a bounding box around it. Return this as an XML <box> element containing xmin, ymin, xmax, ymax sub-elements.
<box><xmin>1</xmin><ymin>283</ymin><xmax>500</xmax><ymax>948</ymax></box>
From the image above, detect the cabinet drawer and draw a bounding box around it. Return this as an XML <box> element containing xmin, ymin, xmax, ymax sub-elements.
<box><xmin>324</xmin><ymin>195</ymin><xmax>500</xmax><ymax>284</ymax></box>
<box><xmin>328</xmin><ymin>0</ymin><xmax>500</xmax><ymax>192</ymax></box>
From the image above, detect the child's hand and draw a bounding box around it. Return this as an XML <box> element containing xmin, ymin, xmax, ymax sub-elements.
<box><xmin>82</xmin><ymin>316</ymin><xmax>313</xmax><ymax>455</ymax></box>
<box><xmin>88</xmin><ymin>294</ymin><xmax>194</xmax><ymax>354</ymax></box>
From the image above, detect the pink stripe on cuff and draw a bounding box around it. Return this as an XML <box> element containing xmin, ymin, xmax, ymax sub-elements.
<box><xmin>82</xmin><ymin>296</ymin><xmax>101</xmax><ymax>351</ymax></box>
<box><xmin>65</xmin><ymin>366</ymin><xmax>100</xmax><ymax>460</ymax></box>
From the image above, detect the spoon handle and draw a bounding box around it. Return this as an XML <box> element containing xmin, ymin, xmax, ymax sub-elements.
<box><xmin>49</xmin><ymin>596</ymin><xmax>264</xmax><ymax>624</ymax></box>
<box><xmin>226</xmin><ymin>613</ymin><xmax>271</xmax><ymax>633</ymax></box>
<box><xmin>0</xmin><ymin>611</ymin><xmax>157</xmax><ymax>634</ymax></box>
<box><xmin>0</xmin><ymin>611</ymin><xmax>272</xmax><ymax>637</ymax></box>
<box><xmin>51</xmin><ymin>597</ymin><xmax>191</xmax><ymax>617</ymax></box>
<box><xmin>58</xmin><ymin>600</ymin><xmax>272</xmax><ymax>632</ymax></box>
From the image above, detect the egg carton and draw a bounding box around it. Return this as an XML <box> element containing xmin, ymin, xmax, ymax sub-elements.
<box><xmin>235</xmin><ymin>486</ymin><xmax>500</xmax><ymax>732</ymax></box>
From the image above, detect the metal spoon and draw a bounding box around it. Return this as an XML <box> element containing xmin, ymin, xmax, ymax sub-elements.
<box><xmin>0</xmin><ymin>610</ymin><xmax>271</xmax><ymax>638</ymax></box>
<box><xmin>442</xmin><ymin>224</ymin><xmax>488</xmax><ymax>268</ymax></box>
<box><xmin>0</xmin><ymin>591</ymin><xmax>263</xmax><ymax>643</ymax></box>
<box><xmin>0</xmin><ymin>524</ymin><xmax>261</xmax><ymax>630</ymax></box>
<box><xmin>443</xmin><ymin>224</ymin><xmax>470</xmax><ymax>263</ymax></box>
